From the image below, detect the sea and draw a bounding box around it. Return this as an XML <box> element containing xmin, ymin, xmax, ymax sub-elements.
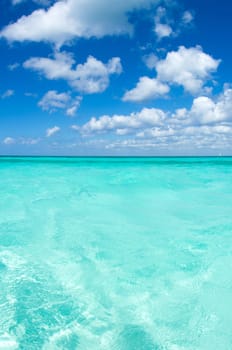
<box><xmin>0</xmin><ymin>157</ymin><xmax>232</xmax><ymax>349</ymax></box>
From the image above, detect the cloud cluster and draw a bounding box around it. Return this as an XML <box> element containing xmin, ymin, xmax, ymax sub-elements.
<box><xmin>38</xmin><ymin>90</ymin><xmax>81</xmax><ymax>116</ymax></box>
<box><xmin>24</xmin><ymin>51</ymin><xmax>122</xmax><ymax>94</ymax></box>
<box><xmin>74</xmin><ymin>88</ymin><xmax>232</xmax><ymax>151</ymax></box>
<box><xmin>154</xmin><ymin>6</ymin><xmax>193</xmax><ymax>41</ymax></box>
<box><xmin>2</xmin><ymin>0</ymin><xmax>158</xmax><ymax>45</ymax></box>
<box><xmin>123</xmin><ymin>46</ymin><xmax>220</xmax><ymax>102</ymax></box>
<box><xmin>77</xmin><ymin>108</ymin><xmax>166</xmax><ymax>136</ymax></box>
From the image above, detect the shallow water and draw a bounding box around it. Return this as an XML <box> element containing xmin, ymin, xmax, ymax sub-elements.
<box><xmin>0</xmin><ymin>157</ymin><xmax>232</xmax><ymax>349</ymax></box>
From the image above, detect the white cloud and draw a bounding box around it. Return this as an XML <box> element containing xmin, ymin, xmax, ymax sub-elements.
<box><xmin>1</xmin><ymin>89</ymin><xmax>14</xmax><ymax>99</ymax></box>
<box><xmin>71</xmin><ymin>125</ymin><xmax>80</xmax><ymax>131</ymax></box>
<box><xmin>46</xmin><ymin>126</ymin><xmax>60</xmax><ymax>137</ymax></box>
<box><xmin>24</xmin><ymin>52</ymin><xmax>122</xmax><ymax>94</ymax></box>
<box><xmin>75</xmin><ymin>88</ymin><xmax>232</xmax><ymax>153</ymax></box>
<box><xmin>38</xmin><ymin>90</ymin><xmax>81</xmax><ymax>116</ymax></box>
<box><xmin>19</xmin><ymin>138</ymin><xmax>41</xmax><ymax>144</ymax></box>
<box><xmin>154</xmin><ymin>6</ymin><xmax>173</xmax><ymax>40</ymax></box>
<box><xmin>70</xmin><ymin>56</ymin><xmax>122</xmax><ymax>93</ymax></box>
<box><xmin>156</xmin><ymin>46</ymin><xmax>220</xmax><ymax>94</ymax></box>
<box><xmin>12</xmin><ymin>0</ymin><xmax>51</xmax><ymax>5</ymax></box>
<box><xmin>190</xmin><ymin>88</ymin><xmax>232</xmax><ymax>124</ymax></box>
<box><xmin>3</xmin><ymin>137</ymin><xmax>15</xmax><ymax>145</ymax></box>
<box><xmin>143</xmin><ymin>53</ymin><xmax>158</xmax><ymax>69</ymax></box>
<box><xmin>79</xmin><ymin>107</ymin><xmax>166</xmax><ymax>135</ymax></box>
<box><xmin>182</xmin><ymin>11</ymin><xmax>194</xmax><ymax>24</ymax></box>
<box><xmin>8</xmin><ymin>63</ymin><xmax>19</xmax><ymax>71</ymax></box>
<box><xmin>127</xmin><ymin>46</ymin><xmax>219</xmax><ymax>104</ymax></box>
<box><xmin>155</xmin><ymin>23</ymin><xmax>172</xmax><ymax>39</ymax></box>
<box><xmin>123</xmin><ymin>77</ymin><xmax>169</xmax><ymax>102</ymax></box>
<box><xmin>2</xmin><ymin>0</ymin><xmax>158</xmax><ymax>45</ymax></box>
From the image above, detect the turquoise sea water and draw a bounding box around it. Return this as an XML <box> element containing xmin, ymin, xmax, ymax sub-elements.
<box><xmin>0</xmin><ymin>157</ymin><xmax>232</xmax><ymax>350</ymax></box>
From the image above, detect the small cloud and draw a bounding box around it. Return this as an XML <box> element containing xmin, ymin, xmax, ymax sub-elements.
<box><xmin>19</xmin><ymin>137</ymin><xmax>41</xmax><ymax>145</ymax></box>
<box><xmin>155</xmin><ymin>23</ymin><xmax>172</xmax><ymax>40</ymax></box>
<box><xmin>24</xmin><ymin>92</ymin><xmax>38</xmax><ymax>98</ymax></box>
<box><xmin>182</xmin><ymin>11</ymin><xmax>194</xmax><ymax>24</ymax></box>
<box><xmin>123</xmin><ymin>77</ymin><xmax>169</xmax><ymax>102</ymax></box>
<box><xmin>12</xmin><ymin>0</ymin><xmax>51</xmax><ymax>6</ymax></box>
<box><xmin>8</xmin><ymin>63</ymin><xmax>19</xmax><ymax>71</ymax></box>
<box><xmin>71</xmin><ymin>125</ymin><xmax>80</xmax><ymax>131</ymax></box>
<box><xmin>154</xmin><ymin>7</ymin><xmax>173</xmax><ymax>40</ymax></box>
<box><xmin>143</xmin><ymin>53</ymin><xmax>158</xmax><ymax>69</ymax></box>
<box><xmin>38</xmin><ymin>90</ymin><xmax>81</xmax><ymax>116</ymax></box>
<box><xmin>3</xmin><ymin>137</ymin><xmax>15</xmax><ymax>145</ymax></box>
<box><xmin>1</xmin><ymin>89</ymin><xmax>14</xmax><ymax>99</ymax></box>
<box><xmin>46</xmin><ymin>126</ymin><xmax>60</xmax><ymax>137</ymax></box>
<box><xmin>66</xmin><ymin>97</ymin><xmax>82</xmax><ymax>117</ymax></box>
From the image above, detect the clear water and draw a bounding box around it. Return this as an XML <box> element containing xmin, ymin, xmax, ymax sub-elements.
<box><xmin>0</xmin><ymin>157</ymin><xmax>232</xmax><ymax>350</ymax></box>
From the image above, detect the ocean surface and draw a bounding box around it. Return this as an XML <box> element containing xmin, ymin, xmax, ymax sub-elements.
<box><xmin>0</xmin><ymin>157</ymin><xmax>232</xmax><ymax>350</ymax></box>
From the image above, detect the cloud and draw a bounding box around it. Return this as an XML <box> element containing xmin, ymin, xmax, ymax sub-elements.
<box><xmin>78</xmin><ymin>108</ymin><xmax>166</xmax><ymax>135</ymax></box>
<box><xmin>153</xmin><ymin>6</ymin><xmax>194</xmax><ymax>41</ymax></box>
<box><xmin>123</xmin><ymin>45</ymin><xmax>218</xmax><ymax>102</ymax></box>
<box><xmin>75</xmin><ymin>87</ymin><xmax>232</xmax><ymax>153</ymax></box>
<box><xmin>154</xmin><ymin>7</ymin><xmax>173</xmax><ymax>40</ymax></box>
<box><xmin>12</xmin><ymin>0</ymin><xmax>52</xmax><ymax>6</ymax></box>
<box><xmin>182</xmin><ymin>11</ymin><xmax>194</xmax><ymax>24</ymax></box>
<box><xmin>24</xmin><ymin>52</ymin><xmax>122</xmax><ymax>94</ymax></box>
<box><xmin>1</xmin><ymin>89</ymin><xmax>14</xmax><ymax>99</ymax></box>
<box><xmin>46</xmin><ymin>126</ymin><xmax>60</xmax><ymax>137</ymax></box>
<box><xmin>190</xmin><ymin>88</ymin><xmax>232</xmax><ymax>124</ymax></box>
<box><xmin>156</xmin><ymin>46</ymin><xmax>220</xmax><ymax>94</ymax></box>
<box><xmin>38</xmin><ymin>90</ymin><xmax>81</xmax><ymax>116</ymax></box>
<box><xmin>3</xmin><ymin>137</ymin><xmax>15</xmax><ymax>145</ymax></box>
<box><xmin>155</xmin><ymin>23</ymin><xmax>172</xmax><ymax>39</ymax></box>
<box><xmin>123</xmin><ymin>77</ymin><xmax>169</xmax><ymax>102</ymax></box>
<box><xmin>143</xmin><ymin>53</ymin><xmax>158</xmax><ymax>69</ymax></box>
<box><xmin>8</xmin><ymin>63</ymin><xmax>19</xmax><ymax>71</ymax></box>
<box><xmin>19</xmin><ymin>138</ymin><xmax>41</xmax><ymax>144</ymax></box>
<box><xmin>2</xmin><ymin>0</ymin><xmax>158</xmax><ymax>46</ymax></box>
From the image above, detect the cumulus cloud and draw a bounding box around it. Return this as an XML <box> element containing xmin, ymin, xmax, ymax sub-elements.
<box><xmin>2</xmin><ymin>0</ymin><xmax>158</xmax><ymax>45</ymax></box>
<box><xmin>1</xmin><ymin>89</ymin><xmax>14</xmax><ymax>99</ymax></box>
<box><xmin>77</xmin><ymin>108</ymin><xmax>166</xmax><ymax>135</ymax></box>
<box><xmin>38</xmin><ymin>90</ymin><xmax>81</xmax><ymax>116</ymax></box>
<box><xmin>74</xmin><ymin>87</ymin><xmax>232</xmax><ymax>153</ymax></box>
<box><xmin>46</xmin><ymin>126</ymin><xmax>60</xmax><ymax>137</ymax></box>
<box><xmin>156</xmin><ymin>46</ymin><xmax>220</xmax><ymax>94</ymax></box>
<box><xmin>190</xmin><ymin>88</ymin><xmax>232</xmax><ymax>124</ymax></box>
<box><xmin>123</xmin><ymin>77</ymin><xmax>169</xmax><ymax>102</ymax></box>
<box><xmin>123</xmin><ymin>46</ymin><xmax>219</xmax><ymax>103</ymax></box>
<box><xmin>24</xmin><ymin>51</ymin><xmax>122</xmax><ymax>94</ymax></box>
<box><xmin>3</xmin><ymin>137</ymin><xmax>15</xmax><ymax>145</ymax></box>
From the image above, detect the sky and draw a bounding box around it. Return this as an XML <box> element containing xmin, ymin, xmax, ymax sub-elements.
<box><xmin>0</xmin><ymin>0</ymin><xmax>232</xmax><ymax>156</ymax></box>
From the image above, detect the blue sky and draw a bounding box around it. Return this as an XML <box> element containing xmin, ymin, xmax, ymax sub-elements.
<box><xmin>0</xmin><ymin>0</ymin><xmax>232</xmax><ymax>155</ymax></box>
